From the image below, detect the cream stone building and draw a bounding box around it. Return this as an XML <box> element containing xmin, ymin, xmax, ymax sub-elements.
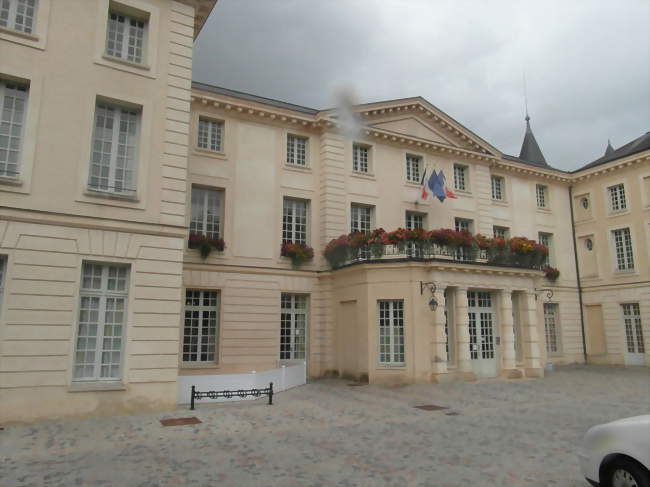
<box><xmin>0</xmin><ymin>0</ymin><xmax>647</xmax><ymax>424</ymax></box>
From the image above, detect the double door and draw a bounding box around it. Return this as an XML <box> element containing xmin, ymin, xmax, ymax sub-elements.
<box><xmin>468</xmin><ymin>291</ymin><xmax>498</xmax><ymax>378</ymax></box>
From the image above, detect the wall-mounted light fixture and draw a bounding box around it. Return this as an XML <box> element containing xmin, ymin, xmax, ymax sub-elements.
<box><xmin>420</xmin><ymin>281</ymin><xmax>438</xmax><ymax>311</ymax></box>
<box><xmin>534</xmin><ymin>288</ymin><xmax>554</xmax><ymax>302</ymax></box>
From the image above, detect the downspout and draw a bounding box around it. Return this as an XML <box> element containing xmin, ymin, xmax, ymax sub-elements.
<box><xmin>569</xmin><ymin>186</ymin><xmax>588</xmax><ymax>363</ymax></box>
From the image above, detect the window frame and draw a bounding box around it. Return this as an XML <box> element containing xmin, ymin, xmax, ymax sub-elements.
<box><xmin>350</xmin><ymin>203</ymin><xmax>373</xmax><ymax>234</ymax></box>
<box><xmin>543</xmin><ymin>303</ymin><xmax>561</xmax><ymax>355</ymax></box>
<box><xmin>0</xmin><ymin>79</ymin><xmax>28</xmax><ymax>180</ymax></box>
<box><xmin>286</xmin><ymin>134</ymin><xmax>308</xmax><ymax>167</ymax></box>
<box><xmin>72</xmin><ymin>262</ymin><xmax>130</xmax><ymax>382</ymax></box>
<box><xmin>378</xmin><ymin>299</ymin><xmax>405</xmax><ymax>367</ymax></box>
<box><xmin>405</xmin><ymin>154</ymin><xmax>422</xmax><ymax>183</ymax></box>
<box><xmin>454</xmin><ymin>217</ymin><xmax>473</xmax><ymax>233</ymax></box>
<box><xmin>352</xmin><ymin>143</ymin><xmax>371</xmax><ymax>174</ymax></box>
<box><xmin>104</xmin><ymin>4</ymin><xmax>149</xmax><ymax>66</ymax></box>
<box><xmin>607</xmin><ymin>183</ymin><xmax>627</xmax><ymax>214</ymax></box>
<box><xmin>182</xmin><ymin>289</ymin><xmax>220</xmax><ymax>365</ymax></box>
<box><xmin>282</xmin><ymin>197</ymin><xmax>309</xmax><ymax>245</ymax></box>
<box><xmin>621</xmin><ymin>303</ymin><xmax>644</xmax><ymax>354</ymax></box>
<box><xmin>611</xmin><ymin>227</ymin><xmax>634</xmax><ymax>272</ymax></box>
<box><xmin>0</xmin><ymin>0</ymin><xmax>39</xmax><ymax>35</ymax></box>
<box><xmin>280</xmin><ymin>293</ymin><xmax>309</xmax><ymax>361</ymax></box>
<box><xmin>491</xmin><ymin>175</ymin><xmax>505</xmax><ymax>201</ymax></box>
<box><xmin>87</xmin><ymin>99</ymin><xmax>141</xmax><ymax>197</ymax></box>
<box><xmin>536</xmin><ymin>184</ymin><xmax>549</xmax><ymax>209</ymax></box>
<box><xmin>196</xmin><ymin>117</ymin><xmax>224</xmax><ymax>153</ymax></box>
<box><xmin>493</xmin><ymin>226</ymin><xmax>509</xmax><ymax>239</ymax></box>
<box><xmin>453</xmin><ymin>164</ymin><xmax>469</xmax><ymax>192</ymax></box>
<box><xmin>190</xmin><ymin>186</ymin><xmax>224</xmax><ymax>239</ymax></box>
<box><xmin>538</xmin><ymin>232</ymin><xmax>553</xmax><ymax>266</ymax></box>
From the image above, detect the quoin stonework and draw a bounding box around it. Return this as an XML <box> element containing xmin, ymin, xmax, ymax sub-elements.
<box><xmin>0</xmin><ymin>0</ymin><xmax>648</xmax><ymax>423</ymax></box>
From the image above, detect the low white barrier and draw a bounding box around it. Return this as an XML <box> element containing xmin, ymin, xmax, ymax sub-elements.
<box><xmin>177</xmin><ymin>362</ymin><xmax>307</xmax><ymax>404</ymax></box>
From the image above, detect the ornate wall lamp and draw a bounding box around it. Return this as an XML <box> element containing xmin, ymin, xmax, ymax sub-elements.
<box><xmin>420</xmin><ymin>281</ymin><xmax>438</xmax><ymax>311</ymax></box>
<box><xmin>534</xmin><ymin>288</ymin><xmax>554</xmax><ymax>302</ymax></box>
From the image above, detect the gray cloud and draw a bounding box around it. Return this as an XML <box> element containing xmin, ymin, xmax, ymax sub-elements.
<box><xmin>194</xmin><ymin>0</ymin><xmax>650</xmax><ymax>170</ymax></box>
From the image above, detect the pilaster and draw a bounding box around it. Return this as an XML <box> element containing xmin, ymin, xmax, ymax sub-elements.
<box><xmin>524</xmin><ymin>291</ymin><xmax>544</xmax><ymax>377</ymax></box>
<box><xmin>455</xmin><ymin>286</ymin><xmax>475</xmax><ymax>380</ymax></box>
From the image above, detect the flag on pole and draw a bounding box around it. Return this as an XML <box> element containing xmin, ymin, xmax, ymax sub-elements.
<box><xmin>427</xmin><ymin>169</ymin><xmax>446</xmax><ymax>202</ymax></box>
<box><xmin>437</xmin><ymin>169</ymin><xmax>458</xmax><ymax>198</ymax></box>
<box><xmin>419</xmin><ymin>167</ymin><xmax>428</xmax><ymax>200</ymax></box>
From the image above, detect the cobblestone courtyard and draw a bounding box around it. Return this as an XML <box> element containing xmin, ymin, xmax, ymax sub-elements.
<box><xmin>1</xmin><ymin>365</ymin><xmax>649</xmax><ymax>487</ymax></box>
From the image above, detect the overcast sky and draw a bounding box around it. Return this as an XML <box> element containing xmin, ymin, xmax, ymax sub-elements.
<box><xmin>194</xmin><ymin>0</ymin><xmax>650</xmax><ymax>171</ymax></box>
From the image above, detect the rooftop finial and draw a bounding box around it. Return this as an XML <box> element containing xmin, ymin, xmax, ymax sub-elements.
<box><xmin>523</xmin><ymin>72</ymin><xmax>530</xmax><ymax>125</ymax></box>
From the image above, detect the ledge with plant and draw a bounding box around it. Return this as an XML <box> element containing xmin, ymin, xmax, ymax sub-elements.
<box><xmin>281</xmin><ymin>242</ymin><xmax>314</xmax><ymax>268</ymax></box>
<box><xmin>188</xmin><ymin>233</ymin><xmax>226</xmax><ymax>259</ymax></box>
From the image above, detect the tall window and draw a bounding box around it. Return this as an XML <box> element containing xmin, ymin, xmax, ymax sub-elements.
<box><xmin>73</xmin><ymin>263</ymin><xmax>129</xmax><ymax>381</ymax></box>
<box><xmin>538</xmin><ymin>232</ymin><xmax>553</xmax><ymax>265</ymax></box>
<box><xmin>282</xmin><ymin>198</ymin><xmax>308</xmax><ymax>245</ymax></box>
<box><xmin>536</xmin><ymin>184</ymin><xmax>548</xmax><ymax>208</ymax></box>
<box><xmin>286</xmin><ymin>134</ymin><xmax>307</xmax><ymax>166</ymax></box>
<box><xmin>89</xmin><ymin>101</ymin><xmax>140</xmax><ymax>195</ymax></box>
<box><xmin>105</xmin><ymin>10</ymin><xmax>147</xmax><ymax>64</ymax></box>
<box><xmin>0</xmin><ymin>80</ymin><xmax>28</xmax><ymax>179</ymax></box>
<box><xmin>608</xmin><ymin>184</ymin><xmax>627</xmax><ymax>213</ymax></box>
<box><xmin>406</xmin><ymin>212</ymin><xmax>424</xmax><ymax>257</ymax></box>
<box><xmin>351</xmin><ymin>204</ymin><xmax>372</xmax><ymax>233</ymax></box>
<box><xmin>352</xmin><ymin>144</ymin><xmax>369</xmax><ymax>173</ymax></box>
<box><xmin>280</xmin><ymin>293</ymin><xmax>307</xmax><ymax>360</ymax></box>
<box><xmin>622</xmin><ymin>303</ymin><xmax>644</xmax><ymax>354</ymax></box>
<box><xmin>543</xmin><ymin>303</ymin><xmax>559</xmax><ymax>353</ymax></box>
<box><xmin>491</xmin><ymin>175</ymin><xmax>504</xmax><ymax>200</ymax></box>
<box><xmin>405</xmin><ymin>154</ymin><xmax>421</xmax><ymax>182</ymax></box>
<box><xmin>197</xmin><ymin>118</ymin><xmax>223</xmax><ymax>152</ymax></box>
<box><xmin>453</xmin><ymin>164</ymin><xmax>467</xmax><ymax>191</ymax></box>
<box><xmin>183</xmin><ymin>290</ymin><xmax>219</xmax><ymax>363</ymax></box>
<box><xmin>190</xmin><ymin>187</ymin><xmax>223</xmax><ymax>238</ymax></box>
<box><xmin>0</xmin><ymin>0</ymin><xmax>38</xmax><ymax>34</ymax></box>
<box><xmin>493</xmin><ymin>226</ymin><xmax>509</xmax><ymax>239</ymax></box>
<box><xmin>455</xmin><ymin>217</ymin><xmax>472</xmax><ymax>232</ymax></box>
<box><xmin>612</xmin><ymin>228</ymin><xmax>634</xmax><ymax>271</ymax></box>
<box><xmin>378</xmin><ymin>300</ymin><xmax>404</xmax><ymax>365</ymax></box>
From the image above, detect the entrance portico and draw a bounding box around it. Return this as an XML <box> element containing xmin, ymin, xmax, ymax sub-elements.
<box><xmin>330</xmin><ymin>260</ymin><xmax>545</xmax><ymax>384</ymax></box>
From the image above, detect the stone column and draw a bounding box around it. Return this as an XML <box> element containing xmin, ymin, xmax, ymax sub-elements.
<box><xmin>523</xmin><ymin>291</ymin><xmax>544</xmax><ymax>377</ymax></box>
<box><xmin>431</xmin><ymin>287</ymin><xmax>449</xmax><ymax>381</ymax></box>
<box><xmin>455</xmin><ymin>286</ymin><xmax>475</xmax><ymax>380</ymax></box>
<box><xmin>499</xmin><ymin>289</ymin><xmax>520</xmax><ymax>378</ymax></box>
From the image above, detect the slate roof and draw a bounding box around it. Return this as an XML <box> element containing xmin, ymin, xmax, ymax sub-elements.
<box><xmin>518</xmin><ymin>116</ymin><xmax>547</xmax><ymax>165</ymax></box>
<box><xmin>574</xmin><ymin>131</ymin><xmax>650</xmax><ymax>172</ymax></box>
<box><xmin>192</xmin><ymin>82</ymin><xmax>319</xmax><ymax>115</ymax></box>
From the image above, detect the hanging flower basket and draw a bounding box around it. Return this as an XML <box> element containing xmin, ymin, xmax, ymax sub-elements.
<box><xmin>188</xmin><ymin>233</ymin><xmax>225</xmax><ymax>259</ymax></box>
<box><xmin>281</xmin><ymin>242</ymin><xmax>314</xmax><ymax>268</ymax></box>
<box><xmin>542</xmin><ymin>265</ymin><xmax>560</xmax><ymax>281</ymax></box>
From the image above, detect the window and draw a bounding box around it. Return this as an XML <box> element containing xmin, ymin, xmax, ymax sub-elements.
<box><xmin>282</xmin><ymin>198</ymin><xmax>308</xmax><ymax>245</ymax></box>
<box><xmin>280</xmin><ymin>294</ymin><xmax>308</xmax><ymax>360</ymax></box>
<box><xmin>0</xmin><ymin>80</ymin><xmax>28</xmax><ymax>179</ymax></box>
<box><xmin>0</xmin><ymin>0</ymin><xmax>38</xmax><ymax>34</ymax></box>
<box><xmin>581</xmin><ymin>197</ymin><xmax>589</xmax><ymax>210</ymax></box>
<box><xmin>406</xmin><ymin>211</ymin><xmax>424</xmax><ymax>257</ymax></box>
<box><xmin>352</xmin><ymin>144</ymin><xmax>369</xmax><ymax>173</ymax></box>
<box><xmin>183</xmin><ymin>290</ymin><xmax>219</xmax><ymax>363</ymax></box>
<box><xmin>493</xmin><ymin>226</ymin><xmax>509</xmax><ymax>239</ymax></box>
<box><xmin>197</xmin><ymin>118</ymin><xmax>223</xmax><ymax>152</ymax></box>
<box><xmin>405</xmin><ymin>154</ymin><xmax>421</xmax><ymax>182</ymax></box>
<box><xmin>491</xmin><ymin>175</ymin><xmax>504</xmax><ymax>200</ymax></box>
<box><xmin>190</xmin><ymin>187</ymin><xmax>223</xmax><ymax>238</ymax></box>
<box><xmin>543</xmin><ymin>303</ymin><xmax>559</xmax><ymax>354</ymax></box>
<box><xmin>585</xmin><ymin>238</ymin><xmax>593</xmax><ymax>251</ymax></box>
<box><xmin>455</xmin><ymin>217</ymin><xmax>472</xmax><ymax>232</ymax></box>
<box><xmin>608</xmin><ymin>184</ymin><xmax>627</xmax><ymax>213</ymax></box>
<box><xmin>622</xmin><ymin>303</ymin><xmax>644</xmax><ymax>354</ymax></box>
<box><xmin>378</xmin><ymin>300</ymin><xmax>404</xmax><ymax>366</ymax></box>
<box><xmin>538</xmin><ymin>232</ymin><xmax>553</xmax><ymax>265</ymax></box>
<box><xmin>351</xmin><ymin>204</ymin><xmax>372</xmax><ymax>233</ymax></box>
<box><xmin>286</xmin><ymin>134</ymin><xmax>307</xmax><ymax>166</ymax></box>
<box><xmin>453</xmin><ymin>164</ymin><xmax>467</xmax><ymax>191</ymax></box>
<box><xmin>612</xmin><ymin>228</ymin><xmax>634</xmax><ymax>271</ymax></box>
<box><xmin>536</xmin><ymin>184</ymin><xmax>548</xmax><ymax>208</ymax></box>
<box><xmin>88</xmin><ymin>101</ymin><xmax>140</xmax><ymax>195</ymax></box>
<box><xmin>73</xmin><ymin>263</ymin><xmax>129</xmax><ymax>381</ymax></box>
<box><xmin>0</xmin><ymin>255</ymin><xmax>5</xmax><ymax>317</ymax></box>
<box><xmin>105</xmin><ymin>9</ymin><xmax>147</xmax><ymax>64</ymax></box>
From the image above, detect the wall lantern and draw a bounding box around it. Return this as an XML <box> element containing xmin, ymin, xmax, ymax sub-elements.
<box><xmin>420</xmin><ymin>281</ymin><xmax>438</xmax><ymax>311</ymax></box>
<box><xmin>534</xmin><ymin>288</ymin><xmax>554</xmax><ymax>302</ymax></box>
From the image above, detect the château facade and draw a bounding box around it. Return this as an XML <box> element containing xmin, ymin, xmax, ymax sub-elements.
<box><xmin>0</xmin><ymin>0</ymin><xmax>647</xmax><ymax>423</ymax></box>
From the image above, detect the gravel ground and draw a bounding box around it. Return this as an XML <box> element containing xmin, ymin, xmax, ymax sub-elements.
<box><xmin>1</xmin><ymin>365</ymin><xmax>649</xmax><ymax>487</ymax></box>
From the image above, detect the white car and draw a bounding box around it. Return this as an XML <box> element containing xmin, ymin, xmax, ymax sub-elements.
<box><xmin>579</xmin><ymin>415</ymin><xmax>650</xmax><ymax>487</ymax></box>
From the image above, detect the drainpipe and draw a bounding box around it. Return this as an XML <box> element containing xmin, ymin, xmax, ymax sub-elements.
<box><xmin>569</xmin><ymin>186</ymin><xmax>588</xmax><ymax>363</ymax></box>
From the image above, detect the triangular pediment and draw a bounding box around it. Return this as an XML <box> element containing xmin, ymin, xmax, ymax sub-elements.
<box><xmin>369</xmin><ymin>116</ymin><xmax>455</xmax><ymax>146</ymax></box>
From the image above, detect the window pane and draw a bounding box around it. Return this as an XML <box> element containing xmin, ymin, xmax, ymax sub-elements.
<box><xmin>280</xmin><ymin>293</ymin><xmax>308</xmax><ymax>360</ymax></box>
<box><xmin>190</xmin><ymin>187</ymin><xmax>223</xmax><ymax>238</ymax></box>
<box><xmin>106</xmin><ymin>10</ymin><xmax>146</xmax><ymax>64</ymax></box>
<box><xmin>283</xmin><ymin>198</ymin><xmax>308</xmax><ymax>244</ymax></box>
<box><xmin>198</xmin><ymin>118</ymin><xmax>223</xmax><ymax>152</ymax></box>
<box><xmin>0</xmin><ymin>81</ymin><xmax>28</xmax><ymax>178</ymax></box>
<box><xmin>287</xmin><ymin>135</ymin><xmax>307</xmax><ymax>166</ymax></box>
<box><xmin>353</xmin><ymin>144</ymin><xmax>369</xmax><ymax>173</ymax></box>
<box><xmin>183</xmin><ymin>290</ymin><xmax>219</xmax><ymax>362</ymax></box>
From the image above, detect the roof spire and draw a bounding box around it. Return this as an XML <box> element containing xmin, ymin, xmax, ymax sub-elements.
<box><xmin>518</xmin><ymin>112</ymin><xmax>547</xmax><ymax>165</ymax></box>
<box><xmin>605</xmin><ymin>139</ymin><xmax>614</xmax><ymax>156</ymax></box>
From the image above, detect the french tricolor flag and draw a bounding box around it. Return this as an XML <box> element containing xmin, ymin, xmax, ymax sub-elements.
<box><xmin>420</xmin><ymin>167</ymin><xmax>429</xmax><ymax>200</ymax></box>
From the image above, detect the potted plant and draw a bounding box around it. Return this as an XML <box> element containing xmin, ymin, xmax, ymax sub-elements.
<box><xmin>367</xmin><ymin>228</ymin><xmax>387</xmax><ymax>258</ymax></box>
<box><xmin>281</xmin><ymin>242</ymin><xmax>314</xmax><ymax>268</ymax></box>
<box><xmin>542</xmin><ymin>265</ymin><xmax>560</xmax><ymax>281</ymax></box>
<box><xmin>324</xmin><ymin>235</ymin><xmax>351</xmax><ymax>269</ymax></box>
<box><xmin>188</xmin><ymin>233</ymin><xmax>226</xmax><ymax>259</ymax></box>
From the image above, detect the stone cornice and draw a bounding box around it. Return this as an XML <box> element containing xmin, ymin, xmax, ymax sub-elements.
<box><xmin>492</xmin><ymin>160</ymin><xmax>572</xmax><ymax>183</ymax></box>
<box><xmin>571</xmin><ymin>150</ymin><xmax>650</xmax><ymax>182</ymax></box>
